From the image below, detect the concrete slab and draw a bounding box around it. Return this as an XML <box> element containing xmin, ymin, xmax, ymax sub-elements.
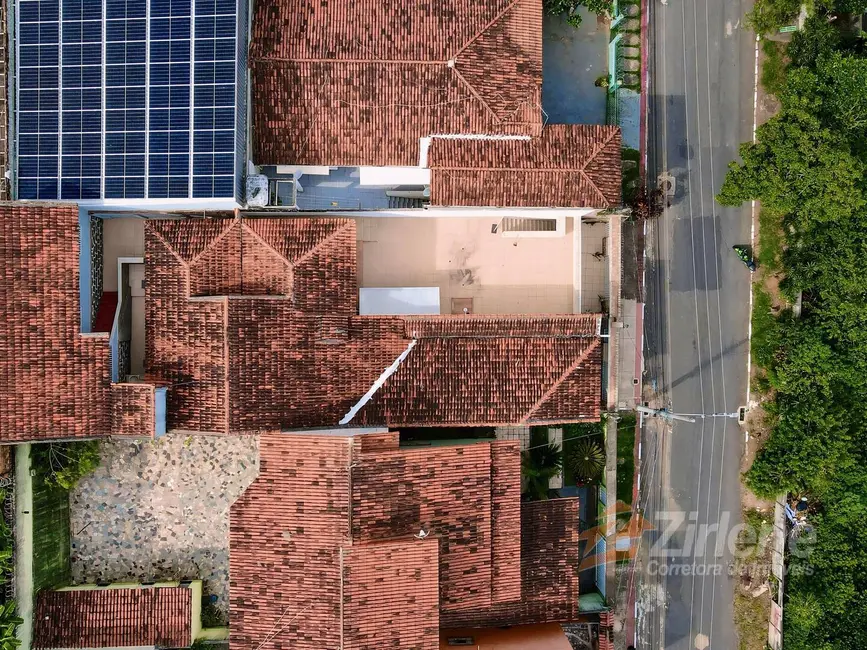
<box><xmin>581</xmin><ymin>220</ymin><xmax>610</xmax><ymax>312</ymax></box>
<box><xmin>617</xmin><ymin>299</ymin><xmax>641</xmax><ymax>409</ymax></box>
<box><xmin>542</xmin><ymin>10</ymin><xmax>609</xmax><ymax>125</ymax></box>
<box><xmin>358</xmin><ymin>217</ymin><xmax>578</xmax><ymax>314</ymax></box>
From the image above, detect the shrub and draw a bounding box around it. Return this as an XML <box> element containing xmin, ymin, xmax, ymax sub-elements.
<box><xmin>544</xmin><ymin>0</ymin><xmax>613</xmax><ymax>28</ymax></box>
<box><xmin>0</xmin><ymin>602</ymin><xmax>22</xmax><ymax>650</ymax></box>
<box><xmin>760</xmin><ymin>40</ymin><xmax>787</xmax><ymax>96</ymax></box>
<box><xmin>746</xmin><ymin>0</ymin><xmax>801</xmax><ymax>35</ymax></box>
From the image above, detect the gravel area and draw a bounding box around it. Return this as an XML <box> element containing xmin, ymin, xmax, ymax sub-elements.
<box><xmin>70</xmin><ymin>434</ymin><xmax>259</xmax><ymax>618</ymax></box>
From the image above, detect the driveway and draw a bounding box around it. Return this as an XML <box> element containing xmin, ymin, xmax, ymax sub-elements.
<box><xmin>542</xmin><ymin>10</ymin><xmax>609</xmax><ymax>125</ymax></box>
<box><xmin>69</xmin><ymin>435</ymin><xmax>259</xmax><ymax>619</ymax></box>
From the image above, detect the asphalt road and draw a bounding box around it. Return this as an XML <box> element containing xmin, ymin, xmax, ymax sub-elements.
<box><xmin>638</xmin><ymin>0</ymin><xmax>757</xmax><ymax>647</ymax></box>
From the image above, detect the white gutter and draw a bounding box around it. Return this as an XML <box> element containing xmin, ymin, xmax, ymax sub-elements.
<box><xmin>339</xmin><ymin>340</ymin><xmax>417</xmax><ymax>425</ymax></box>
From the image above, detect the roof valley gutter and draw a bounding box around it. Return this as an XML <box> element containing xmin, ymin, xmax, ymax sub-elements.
<box><xmin>339</xmin><ymin>339</ymin><xmax>417</xmax><ymax>425</ymax></box>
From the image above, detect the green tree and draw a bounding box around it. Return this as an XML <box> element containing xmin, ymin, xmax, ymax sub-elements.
<box><xmin>720</xmin><ymin>14</ymin><xmax>867</xmax><ymax>648</ymax></box>
<box><xmin>786</xmin><ymin>14</ymin><xmax>842</xmax><ymax>69</ymax></box>
<box><xmin>32</xmin><ymin>440</ymin><xmax>101</xmax><ymax>491</ymax></box>
<box><xmin>718</xmin><ymin>111</ymin><xmax>866</xmax><ymax>220</ymax></box>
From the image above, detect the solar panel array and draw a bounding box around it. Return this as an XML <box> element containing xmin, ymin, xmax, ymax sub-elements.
<box><xmin>16</xmin><ymin>0</ymin><xmax>241</xmax><ymax>201</ymax></box>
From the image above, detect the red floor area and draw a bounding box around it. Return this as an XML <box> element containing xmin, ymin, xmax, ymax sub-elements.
<box><xmin>93</xmin><ymin>291</ymin><xmax>118</xmax><ymax>333</ymax></box>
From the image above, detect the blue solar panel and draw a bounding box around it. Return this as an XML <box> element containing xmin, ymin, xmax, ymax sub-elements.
<box><xmin>16</xmin><ymin>0</ymin><xmax>239</xmax><ymax>201</ymax></box>
<box><xmin>17</xmin><ymin>1</ymin><xmax>61</xmax><ymax>198</ymax></box>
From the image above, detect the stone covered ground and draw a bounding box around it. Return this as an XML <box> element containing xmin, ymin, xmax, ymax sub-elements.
<box><xmin>69</xmin><ymin>434</ymin><xmax>260</xmax><ymax>619</ymax></box>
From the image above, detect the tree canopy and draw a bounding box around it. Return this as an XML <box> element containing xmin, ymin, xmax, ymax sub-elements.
<box><xmin>718</xmin><ymin>12</ymin><xmax>867</xmax><ymax>649</ymax></box>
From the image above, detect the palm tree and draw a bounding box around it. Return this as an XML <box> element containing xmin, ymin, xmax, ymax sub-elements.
<box><xmin>568</xmin><ymin>438</ymin><xmax>605</xmax><ymax>483</ymax></box>
<box><xmin>522</xmin><ymin>442</ymin><xmax>563</xmax><ymax>501</ymax></box>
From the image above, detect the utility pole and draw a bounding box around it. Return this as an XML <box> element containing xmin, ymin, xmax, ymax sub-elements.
<box><xmin>636</xmin><ymin>406</ymin><xmax>745</xmax><ymax>423</ymax></box>
<box><xmin>635</xmin><ymin>405</ymin><xmax>696</xmax><ymax>423</ymax></box>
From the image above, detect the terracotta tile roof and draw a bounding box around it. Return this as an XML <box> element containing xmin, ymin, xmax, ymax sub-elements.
<box><xmin>403</xmin><ymin>314</ymin><xmax>600</xmax><ymax>338</ymax></box>
<box><xmin>110</xmin><ymin>383</ymin><xmax>155</xmax><ymax>437</ymax></box>
<box><xmin>342</xmin><ymin>540</ymin><xmax>440</xmax><ymax>650</ymax></box>
<box><xmin>0</xmin><ymin>203</ymin><xmax>201</xmax><ymax>441</ymax></box>
<box><xmin>429</xmin><ymin>125</ymin><xmax>623</xmax><ymax>208</ymax></box>
<box><xmin>144</xmin><ymin>217</ymin><xmax>359</xmax><ymax>433</ymax></box>
<box><xmin>230</xmin><ymin>433</ymin><xmax>442</xmax><ymax>650</ymax></box>
<box><xmin>490</xmin><ymin>442</ymin><xmax>522</xmax><ymax>604</ymax></box>
<box><xmin>145</xmin><ymin>217</ymin><xmax>603</xmax><ymax>432</ymax></box>
<box><xmin>33</xmin><ymin>586</ymin><xmax>192</xmax><ymax>649</ymax></box>
<box><xmin>148</xmin><ymin>217</ymin><xmax>356</xmax><ymax>300</ymax></box>
<box><xmin>0</xmin><ymin>203</ymin><xmax>112</xmax><ymax>441</ymax></box>
<box><xmin>356</xmin><ymin>335</ymin><xmax>603</xmax><ymax>426</ymax></box>
<box><xmin>350</xmin><ymin>441</ymin><xmax>521</xmax><ymax>614</ymax></box>
<box><xmin>230</xmin><ymin>433</ymin><xmax>582</xmax><ymax>649</ymax></box>
<box><xmin>144</xmin><ymin>232</ymin><xmax>229</xmax><ymax>433</ymax></box>
<box><xmin>230</xmin><ymin>434</ymin><xmax>351</xmax><ymax>650</ymax></box>
<box><xmin>440</xmin><ymin>498</ymin><xmax>582</xmax><ymax>628</ymax></box>
<box><xmin>226</xmin><ymin>308</ymin><xmax>409</xmax><ymax>433</ymax></box>
<box><xmin>249</xmin><ymin>0</ymin><xmax>543</xmax><ymax>166</ymax></box>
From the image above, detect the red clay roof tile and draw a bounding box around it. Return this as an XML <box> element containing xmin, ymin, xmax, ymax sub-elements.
<box><xmin>145</xmin><ymin>217</ymin><xmax>603</xmax><ymax>431</ymax></box>
<box><xmin>440</xmin><ymin>498</ymin><xmax>582</xmax><ymax>628</ymax></box>
<box><xmin>110</xmin><ymin>383</ymin><xmax>155</xmax><ymax>437</ymax></box>
<box><xmin>0</xmin><ymin>203</ymin><xmax>111</xmax><ymax>441</ymax></box>
<box><xmin>249</xmin><ymin>0</ymin><xmax>543</xmax><ymax>166</ymax></box>
<box><xmin>230</xmin><ymin>433</ymin><xmax>581</xmax><ymax>648</ymax></box>
<box><xmin>429</xmin><ymin>125</ymin><xmax>623</xmax><ymax>208</ymax></box>
<box><xmin>33</xmin><ymin>586</ymin><xmax>192</xmax><ymax>649</ymax></box>
<box><xmin>490</xmin><ymin>442</ymin><xmax>522</xmax><ymax>604</ymax></box>
<box><xmin>350</xmin><ymin>442</ymin><xmax>521</xmax><ymax>614</ymax></box>
<box><xmin>342</xmin><ymin>540</ymin><xmax>440</xmax><ymax>650</ymax></box>
<box><xmin>356</xmin><ymin>336</ymin><xmax>603</xmax><ymax>426</ymax></box>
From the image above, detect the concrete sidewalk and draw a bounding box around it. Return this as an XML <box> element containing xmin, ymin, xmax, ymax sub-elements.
<box><xmin>14</xmin><ymin>445</ymin><xmax>33</xmax><ymax>650</ymax></box>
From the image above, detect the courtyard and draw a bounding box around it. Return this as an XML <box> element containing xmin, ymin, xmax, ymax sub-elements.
<box><xmin>68</xmin><ymin>435</ymin><xmax>259</xmax><ymax>620</ymax></box>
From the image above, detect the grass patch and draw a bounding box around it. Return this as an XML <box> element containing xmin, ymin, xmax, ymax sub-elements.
<box><xmin>747</xmin><ymin>0</ymin><xmax>800</xmax><ymax>35</ymax></box>
<box><xmin>757</xmin><ymin>208</ymin><xmax>784</xmax><ymax>274</ymax></box>
<box><xmin>750</xmin><ymin>285</ymin><xmax>781</xmax><ymax>375</ymax></box>
<box><xmin>734</xmin><ymin>583</ymin><xmax>772</xmax><ymax>650</ymax></box>
<box><xmin>31</xmin><ymin>475</ymin><xmax>70</xmax><ymax>592</ymax></box>
<box><xmin>200</xmin><ymin>593</ymin><xmax>227</xmax><ymax>628</ymax></box>
<box><xmin>760</xmin><ymin>39</ymin><xmax>787</xmax><ymax>96</ymax></box>
<box><xmin>616</xmin><ymin>412</ymin><xmax>636</xmax><ymax>505</ymax></box>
